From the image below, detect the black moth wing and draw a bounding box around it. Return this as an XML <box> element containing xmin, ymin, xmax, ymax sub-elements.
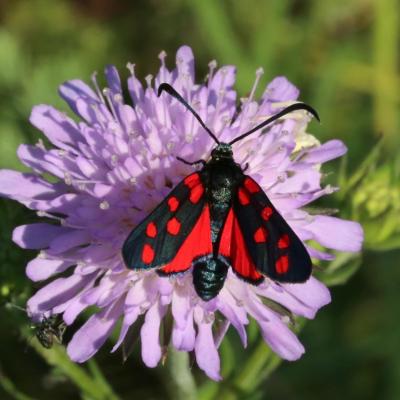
<box><xmin>122</xmin><ymin>172</ymin><xmax>206</xmax><ymax>270</ymax></box>
<box><xmin>233</xmin><ymin>176</ymin><xmax>312</xmax><ymax>283</ymax></box>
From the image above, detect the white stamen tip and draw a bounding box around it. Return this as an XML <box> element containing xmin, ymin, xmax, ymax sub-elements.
<box><xmin>38</xmin><ymin>251</ymin><xmax>47</xmax><ymax>259</ymax></box>
<box><xmin>325</xmin><ymin>184</ymin><xmax>336</xmax><ymax>194</ymax></box>
<box><xmin>208</xmin><ymin>60</ymin><xmax>217</xmax><ymax>69</ymax></box>
<box><xmin>158</xmin><ymin>50</ymin><xmax>167</xmax><ymax>60</ymax></box>
<box><xmin>64</xmin><ymin>172</ymin><xmax>72</xmax><ymax>185</ymax></box>
<box><xmin>36</xmin><ymin>139</ymin><xmax>45</xmax><ymax>149</ymax></box>
<box><xmin>256</xmin><ymin>67</ymin><xmax>264</xmax><ymax>76</ymax></box>
<box><xmin>99</xmin><ymin>201</ymin><xmax>110</xmax><ymax>210</ymax></box>
<box><xmin>145</xmin><ymin>74</ymin><xmax>153</xmax><ymax>87</ymax></box>
<box><xmin>114</xmin><ymin>93</ymin><xmax>123</xmax><ymax>102</ymax></box>
<box><xmin>203</xmin><ymin>313</ymin><xmax>215</xmax><ymax>324</ymax></box>
<box><xmin>126</xmin><ymin>62</ymin><xmax>135</xmax><ymax>75</ymax></box>
<box><xmin>111</xmin><ymin>154</ymin><xmax>119</xmax><ymax>166</ymax></box>
<box><xmin>129</xmin><ymin>177</ymin><xmax>137</xmax><ymax>185</ymax></box>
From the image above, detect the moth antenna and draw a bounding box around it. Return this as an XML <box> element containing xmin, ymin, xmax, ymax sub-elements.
<box><xmin>229</xmin><ymin>102</ymin><xmax>320</xmax><ymax>145</ymax></box>
<box><xmin>158</xmin><ymin>83</ymin><xmax>220</xmax><ymax>144</ymax></box>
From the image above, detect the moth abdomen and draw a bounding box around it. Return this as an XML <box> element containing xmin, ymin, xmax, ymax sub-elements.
<box><xmin>192</xmin><ymin>257</ymin><xmax>228</xmax><ymax>301</ymax></box>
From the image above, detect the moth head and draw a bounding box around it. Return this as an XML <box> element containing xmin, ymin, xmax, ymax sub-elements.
<box><xmin>210</xmin><ymin>143</ymin><xmax>233</xmax><ymax>161</ymax></box>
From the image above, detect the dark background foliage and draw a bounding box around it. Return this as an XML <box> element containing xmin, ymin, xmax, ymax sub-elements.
<box><xmin>0</xmin><ymin>1</ymin><xmax>399</xmax><ymax>399</ymax></box>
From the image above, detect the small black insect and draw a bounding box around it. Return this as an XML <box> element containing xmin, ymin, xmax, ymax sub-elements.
<box><xmin>123</xmin><ymin>83</ymin><xmax>319</xmax><ymax>301</ymax></box>
<box><xmin>6</xmin><ymin>303</ymin><xmax>66</xmax><ymax>349</ymax></box>
<box><xmin>34</xmin><ymin>314</ymin><xmax>67</xmax><ymax>349</ymax></box>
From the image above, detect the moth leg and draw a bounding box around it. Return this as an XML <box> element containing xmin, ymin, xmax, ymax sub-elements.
<box><xmin>176</xmin><ymin>156</ymin><xmax>206</xmax><ymax>167</ymax></box>
<box><xmin>243</xmin><ymin>162</ymin><xmax>249</xmax><ymax>171</ymax></box>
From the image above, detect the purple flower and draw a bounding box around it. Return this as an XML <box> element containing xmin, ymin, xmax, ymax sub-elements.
<box><xmin>0</xmin><ymin>46</ymin><xmax>363</xmax><ymax>380</ymax></box>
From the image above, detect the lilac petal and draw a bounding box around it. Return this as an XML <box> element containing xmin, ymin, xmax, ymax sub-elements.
<box><xmin>127</xmin><ymin>72</ymin><xmax>144</xmax><ymax>104</ymax></box>
<box><xmin>171</xmin><ymin>285</ymin><xmax>192</xmax><ymax>329</ymax></box>
<box><xmin>59</xmin><ymin>79</ymin><xmax>99</xmax><ymax>114</ymax></box>
<box><xmin>208</xmin><ymin>66</ymin><xmax>236</xmax><ymax>107</ymax></box>
<box><xmin>258</xmin><ymin>316</ymin><xmax>305</xmax><ymax>361</ymax></box>
<box><xmin>63</xmin><ymin>294</ymin><xmax>92</xmax><ymax>325</ymax></box>
<box><xmin>306</xmin><ymin>245</ymin><xmax>335</xmax><ymax>261</ymax></box>
<box><xmin>282</xmin><ymin>277</ymin><xmax>331</xmax><ymax>313</ymax></box>
<box><xmin>255</xmin><ymin>277</ymin><xmax>331</xmax><ymax>320</ymax></box>
<box><xmin>26</xmin><ymin>257</ymin><xmax>73</xmax><ymax>281</ymax></box>
<box><xmin>48</xmin><ymin>230</ymin><xmax>91</xmax><ymax>254</ymax></box>
<box><xmin>217</xmin><ymin>292</ymin><xmax>248</xmax><ymax>347</ymax></box>
<box><xmin>141</xmin><ymin>300</ymin><xmax>167</xmax><ymax>368</ymax></box>
<box><xmin>13</xmin><ymin>224</ymin><xmax>71</xmax><ymax>249</ymax></box>
<box><xmin>273</xmin><ymin>169</ymin><xmax>321</xmax><ymax>194</ymax></box>
<box><xmin>111</xmin><ymin>306</ymin><xmax>139</xmax><ymax>352</ymax></box>
<box><xmin>172</xmin><ymin>309</ymin><xmax>196</xmax><ymax>351</ymax></box>
<box><xmin>194</xmin><ymin>313</ymin><xmax>221</xmax><ymax>381</ymax></box>
<box><xmin>306</xmin><ymin>216</ymin><xmax>363</xmax><ymax>252</ymax></box>
<box><xmin>27</xmin><ymin>273</ymin><xmax>94</xmax><ymax>315</ymax></box>
<box><xmin>105</xmin><ymin>65</ymin><xmax>122</xmax><ymax>95</ymax></box>
<box><xmin>67</xmin><ymin>300</ymin><xmax>123</xmax><ymax>362</ymax></box>
<box><xmin>175</xmin><ymin>46</ymin><xmax>195</xmax><ymax>83</ymax></box>
<box><xmin>29</xmin><ymin>105</ymin><xmax>84</xmax><ymax>147</ymax></box>
<box><xmin>263</xmin><ymin>76</ymin><xmax>299</xmax><ymax>102</ymax></box>
<box><xmin>302</xmin><ymin>140</ymin><xmax>347</xmax><ymax>164</ymax></box>
<box><xmin>0</xmin><ymin>170</ymin><xmax>57</xmax><ymax>201</ymax></box>
<box><xmin>17</xmin><ymin>145</ymin><xmax>65</xmax><ymax>178</ymax></box>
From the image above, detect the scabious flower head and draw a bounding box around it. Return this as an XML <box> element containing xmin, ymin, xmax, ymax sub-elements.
<box><xmin>0</xmin><ymin>46</ymin><xmax>363</xmax><ymax>380</ymax></box>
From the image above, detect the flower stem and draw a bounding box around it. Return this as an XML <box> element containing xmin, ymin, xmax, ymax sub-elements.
<box><xmin>28</xmin><ymin>337</ymin><xmax>120</xmax><ymax>400</ymax></box>
<box><xmin>217</xmin><ymin>341</ymin><xmax>282</xmax><ymax>400</ymax></box>
<box><xmin>162</xmin><ymin>348</ymin><xmax>197</xmax><ymax>400</ymax></box>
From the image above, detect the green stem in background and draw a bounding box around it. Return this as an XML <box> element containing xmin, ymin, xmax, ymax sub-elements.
<box><xmin>162</xmin><ymin>348</ymin><xmax>197</xmax><ymax>400</ymax></box>
<box><xmin>0</xmin><ymin>365</ymin><xmax>37</xmax><ymax>400</ymax></box>
<box><xmin>216</xmin><ymin>319</ymin><xmax>306</xmax><ymax>400</ymax></box>
<box><xmin>216</xmin><ymin>342</ymin><xmax>281</xmax><ymax>400</ymax></box>
<box><xmin>190</xmin><ymin>0</ymin><xmax>254</xmax><ymax>91</ymax></box>
<box><xmin>373</xmin><ymin>0</ymin><xmax>399</xmax><ymax>147</ymax></box>
<box><xmin>28</xmin><ymin>338</ymin><xmax>120</xmax><ymax>400</ymax></box>
<box><xmin>87</xmin><ymin>360</ymin><xmax>120</xmax><ymax>400</ymax></box>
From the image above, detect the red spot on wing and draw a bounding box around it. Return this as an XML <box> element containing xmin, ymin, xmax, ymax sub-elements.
<box><xmin>219</xmin><ymin>209</ymin><xmax>263</xmax><ymax>283</ymax></box>
<box><xmin>168</xmin><ymin>197</ymin><xmax>179</xmax><ymax>212</ymax></box>
<box><xmin>254</xmin><ymin>227</ymin><xmax>268</xmax><ymax>243</ymax></box>
<box><xmin>142</xmin><ymin>244</ymin><xmax>155</xmax><ymax>264</ymax></box>
<box><xmin>167</xmin><ymin>217</ymin><xmax>181</xmax><ymax>235</ymax></box>
<box><xmin>146</xmin><ymin>222</ymin><xmax>157</xmax><ymax>238</ymax></box>
<box><xmin>190</xmin><ymin>184</ymin><xmax>204</xmax><ymax>204</ymax></box>
<box><xmin>276</xmin><ymin>255</ymin><xmax>289</xmax><ymax>274</ymax></box>
<box><xmin>238</xmin><ymin>187</ymin><xmax>250</xmax><ymax>205</ymax></box>
<box><xmin>261</xmin><ymin>206</ymin><xmax>273</xmax><ymax>221</ymax></box>
<box><xmin>160</xmin><ymin>206</ymin><xmax>212</xmax><ymax>274</ymax></box>
<box><xmin>244</xmin><ymin>177</ymin><xmax>260</xmax><ymax>193</ymax></box>
<box><xmin>184</xmin><ymin>173</ymin><xmax>200</xmax><ymax>189</ymax></box>
<box><xmin>278</xmin><ymin>234</ymin><xmax>290</xmax><ymax>249</ymax></box>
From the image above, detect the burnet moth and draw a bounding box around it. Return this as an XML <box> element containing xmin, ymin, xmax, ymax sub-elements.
<box><xmin>123</xmin><ymin>83</ymin><xmax>320</xmax><ymax>301</ymax></box>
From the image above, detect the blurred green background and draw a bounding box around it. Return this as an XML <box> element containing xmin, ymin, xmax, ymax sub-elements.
<box><xmin>0</xmin><ymin>1</ymin><xmax>399</xmax><ymax>399</ymax></box>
